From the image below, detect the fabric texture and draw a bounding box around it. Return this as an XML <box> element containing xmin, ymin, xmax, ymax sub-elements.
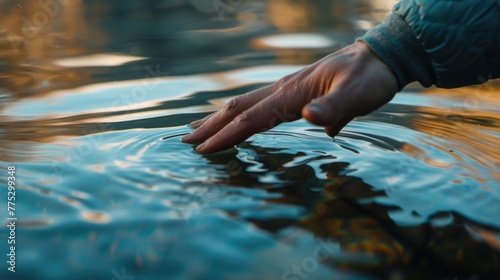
<box><xmin>359</xmin><ymin>0</ymin><xmax>500</xmax><ymax>90</ymax></box>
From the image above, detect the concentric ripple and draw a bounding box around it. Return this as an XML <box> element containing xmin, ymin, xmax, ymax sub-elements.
<box><xmin>234</xmin><ymin>107</ymin><xmax>499</xmax><ymax>229</ymax></box>
<box><xmin>1</xmin><ymin>3</ymin><xmax>499</xmax><ymax>275</ymax></box>
<box><xmin>2</xmin><ymin>0</ymin><xmax>500</xmax><ymax>278</ymax></box>
<box><xmin>2</xmin><ymin>71</ymin><xmax>499</xmax><ymax>279</ymax></box>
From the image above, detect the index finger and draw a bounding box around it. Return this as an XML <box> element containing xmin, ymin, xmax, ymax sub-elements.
<box><xmin>194</xmin><ymin>90</ymin><xmax>304</xmax><ymax>154</ymax></box>
<box><xmin>182</xmin><ymin>83</ymin><xmax>276</xmax><ymax>144</ymax></box>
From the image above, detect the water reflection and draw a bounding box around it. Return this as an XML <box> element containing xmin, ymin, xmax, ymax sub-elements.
<box><xmin>0</xmin><ymin>0</ymin><xmax>499</xmax><ymax>279</ymax></box>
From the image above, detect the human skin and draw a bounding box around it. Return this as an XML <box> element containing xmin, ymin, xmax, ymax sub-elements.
<box><xmin>182</xmin><ymin>41</ymin><xmax>399</xmax><ymax>154</ymax></box>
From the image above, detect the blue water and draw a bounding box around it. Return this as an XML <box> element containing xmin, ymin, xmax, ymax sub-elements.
<box><xmin>0</xmin><ymin>0</ymin><xmax>499</xmax><ymax>279</ymax></box>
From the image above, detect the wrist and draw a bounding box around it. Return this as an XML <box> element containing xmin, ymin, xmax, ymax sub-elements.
<box><xmin>358</xmin><ymin>13</ymin><xmax>434</xmax><ymax>90</ymax></box>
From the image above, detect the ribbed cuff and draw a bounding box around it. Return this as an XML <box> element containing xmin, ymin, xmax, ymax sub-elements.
<box><xmin>357</xmin><ymin>13</ymin><xmax>435</xmax><ymax>90</ymax></box>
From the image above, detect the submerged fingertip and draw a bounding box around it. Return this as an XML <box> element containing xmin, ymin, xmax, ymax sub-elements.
<box><xmin>195</xmin><ymin>142</ymin><xmax>207</xmax><ymax>153</ymax></box>
<box><xmin>181</xmin><ymin>131</ymin><xmax>193</xmax><ymax>141</ymax></box>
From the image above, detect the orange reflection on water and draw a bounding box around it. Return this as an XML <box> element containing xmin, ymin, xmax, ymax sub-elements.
<box><xmin>81</xmin><ymin>211</ymin><xmax>111</xmax><ymax>224</ymax></box>
<box><xmin>0</xmin><ymin>0</ymin><xmax>106</xmax><ymax>101</ymax></box>
<box><xmin>413</xmin><ymin>83</ymin><xmax>500</xmax><ymax>170</ymax></box>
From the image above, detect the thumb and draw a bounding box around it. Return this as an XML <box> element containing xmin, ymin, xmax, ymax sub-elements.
<box><xmin>301</xmin><ymin>88</ymin><xmax>352</xmax><ymax>127</ymax></box>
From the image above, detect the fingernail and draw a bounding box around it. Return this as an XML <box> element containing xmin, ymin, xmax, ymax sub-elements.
<box><xmin>182</xmin><ymin>132</ymin><xmax>193</xmax><ymax>142</ymax></box>
<box><xmin>195</xmin><ymin>143</ymin><xmax>206</xmax><ymax>153</ymax></box>
<box><xmin>189</xmin><ymin>119</ymin><xmax>202</xmax><ymax>128</ymax></box>
<box><xmin>307</xmin><ymin>104</ymin><xmax>325</xmax><ymax>115</ymax></box>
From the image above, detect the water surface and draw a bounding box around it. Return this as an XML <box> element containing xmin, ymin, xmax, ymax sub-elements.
<box><xmin>1</xmin><ymin>0</ymin><xmax>499</xmax><ymax>279</ymax></box>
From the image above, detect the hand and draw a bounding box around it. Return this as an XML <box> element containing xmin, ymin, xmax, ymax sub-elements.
<box><xmin>182</xmin><ymin>41</ymin><xmax>398</xmax><ymax>154</ymax></box>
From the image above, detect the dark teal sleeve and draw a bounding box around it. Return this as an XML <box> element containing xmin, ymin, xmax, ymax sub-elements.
<box><xmin>358</xmin><ymin>0</ymin><xmax>500</xmax><ymax>90</ymax></box>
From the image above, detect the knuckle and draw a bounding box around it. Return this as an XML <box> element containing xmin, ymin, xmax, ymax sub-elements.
<box><xmin>275</xmin><ymin>73</ymin><xmax>295</xmax><ymax>88</ymax></box>
<box><xmin>223</xmin><ymin>97</ymin><xmax>243</xmax><ymax>113</ymax></box>
<box><xmin>234</xmin><ymin>112</ymin><xmax>251</xmax><ymax>123</ymax></box>
<box><xmin>234</xmin><ymin>111</ymin><xmax>254</xmax><ymax>124</ymax></box>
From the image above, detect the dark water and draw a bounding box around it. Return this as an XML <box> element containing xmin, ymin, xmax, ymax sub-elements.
<box><xmin>1</xmin><ymin>0</ymin><xmax>499</xmax><ymax>279</ymax></box>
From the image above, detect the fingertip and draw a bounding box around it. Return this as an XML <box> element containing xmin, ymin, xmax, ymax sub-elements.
<box><xmin>194</xmin><ymin>142</ymin><xmax>207</xmax><ymax>153</ymax></box>
<box><xmin>181</xmin><ymin>131</ymin><xmax>194</xmax><ymax>143</ymax></box>
<box><xmin>324</xmin><ymin>116</ymin><xmax>353</xmax><ymax>138</ymax></box>
<box><xmin>324</xmin><ymin>126</ymin><xmax>339</xmax><ymax>138</ymax></box>
<box><xmin>189</xmin><ymin>119</ymin><xmax>203</xmax><ymax>128</ymax></box>
<box><xmin>189</xmin><ymin>112</ymin><xmax>216</xmax><ymax>129</ymax></box>
<box><xmin>181</xmin><ymin>135</ymin><xmax>192</xmax><ymax>143</ymax></box>
<box><xmin>195</xmin><ymin>140</ymin><xmax>237</xmax><ymax>154</ymax></box>
<box><xmin>195</xmin><ymin>142</ymin><xmax>229</xmax><ymax>154</ymax></box>
<box><xmin>182</xmin><ymin>132</ymin><xmax>204</xmax><ymax>144</ymax></box>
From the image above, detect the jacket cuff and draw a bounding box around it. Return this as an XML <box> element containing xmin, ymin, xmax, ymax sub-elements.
<box><xmin>357</xmin><ymin>13</ymin><xmax>435</xmax><ymax>90</ymax></box>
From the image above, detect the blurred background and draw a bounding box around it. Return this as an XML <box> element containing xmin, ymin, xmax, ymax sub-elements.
<box><xmin>0</xmin><ymin>0</ymin><xmax>499</xmax><ymax>279</ymax></box>
<box><xmin>0</xmin><ymin>0</ymin><xmax>391</xmax><ymax>97</ymax></box>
